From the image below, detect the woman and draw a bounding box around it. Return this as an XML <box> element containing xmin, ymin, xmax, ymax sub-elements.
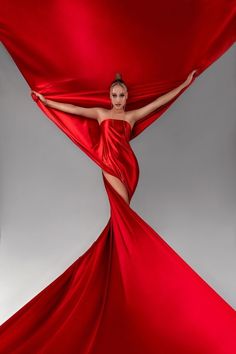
<box><xmin>2</xmin><ymin>70</ymin><xmax>236</xmax><ymax>354</ymax></box>
<box><xmin>32</xmin><ymin>70</ymin><xmax>196</xmax><ymax>205</ymax></box>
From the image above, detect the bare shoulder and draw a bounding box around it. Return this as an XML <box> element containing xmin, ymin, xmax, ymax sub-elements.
<box><xmin>97</xmin><ymin>108</ymin><xmax>110</xmax><ymax>124</ymax></box>
<box><xmin>125</xmin><ymin>110</ymin><xmax>136</xmax><ymax>125</ymax></box>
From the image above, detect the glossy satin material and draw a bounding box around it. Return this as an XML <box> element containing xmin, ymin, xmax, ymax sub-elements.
<box><xmin>1</xmin><ymin>120</ymin><xmax>236</xmax><ymax>354</ymax></box>
<box><xmin>99</xmin><ymin>119</ymin><xmax>139</xmax><ymax>201</ymax></box>
<box><xmin>0</xmin><ymin>1</ymin><xmax>236</xmax><ymax>353</ymax></box>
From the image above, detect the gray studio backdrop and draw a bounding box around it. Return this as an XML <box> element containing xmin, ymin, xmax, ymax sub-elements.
<box><xmin>0</xmin><ymin>44</ymin><xmax>236</xmax><ymax>324</ymax></box>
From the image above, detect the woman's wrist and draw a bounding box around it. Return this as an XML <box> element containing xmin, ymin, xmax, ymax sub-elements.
<box><xmin>180</xmin><ymin>81</ymin><xmax>188</xmax><ymax>90</ymax></box>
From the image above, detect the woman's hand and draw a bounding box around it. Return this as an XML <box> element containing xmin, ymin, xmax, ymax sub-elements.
<box><xmin>31</xmin><ymin>90</ymin><xmax>47</xmax><ymax>105</ymax></box>
<box><xmin>183</xmin><ymin>69</ymin><xmax>198</xmax><ymax>87</ymax></box>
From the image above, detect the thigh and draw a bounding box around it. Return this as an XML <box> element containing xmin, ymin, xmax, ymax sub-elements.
<box><xmin>102</xmin><ymin>170</ymin><xmax>129</xmax><ymax>205</ymax></box>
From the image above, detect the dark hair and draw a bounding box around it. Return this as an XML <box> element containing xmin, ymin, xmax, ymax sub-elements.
<box><xmin>110</xmin><ymin>72</ymin><xmax>127</xmax><ymax>91</ymax></box>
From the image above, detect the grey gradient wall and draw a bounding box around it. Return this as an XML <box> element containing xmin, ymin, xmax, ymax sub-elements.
<box><xmin>0</xmin><ymin>43</ymin><xmax>236</xmax><ymax>324</ymax></box>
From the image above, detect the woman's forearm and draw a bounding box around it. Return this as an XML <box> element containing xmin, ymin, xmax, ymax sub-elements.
<box><xmin>158</xmin><ymin>82</ymin><xmax>186</xmax><ymax>107</ymax></box>
<box><xmin>157</xmin><ymin>70</ymin><xmax>197</xmax><ymax>107</ymax></box>
<box><xmin>45</xmin><ymin>99</ymin><xmax>77</xmax><ymax>114</ymax></box>
<box><xmin>131</xmin><ymin>70</ymin><xmax>197</xmax><ymax>121</ymax></box>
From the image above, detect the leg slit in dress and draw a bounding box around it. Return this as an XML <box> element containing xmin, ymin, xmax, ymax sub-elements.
<box><xmin>102</xmin><ymin>169</ymin><xmax>130</xmax><ymax>205</ymax></box>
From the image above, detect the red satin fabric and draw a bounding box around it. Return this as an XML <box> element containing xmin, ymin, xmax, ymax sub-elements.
<box><xmin>99</xmin><ymin>119</ymin><xmax>139</xmax><ymax>201</ymax></box>
<box><xmin>0</xmin><ymin>1</ymin><xmax>236</xmax><ymax>353</ymax></box>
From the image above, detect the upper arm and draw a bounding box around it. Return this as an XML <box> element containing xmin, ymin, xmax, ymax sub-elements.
<box><xmin>73</xmin><ymin>106</ymin><xmax>103</xmax><ymax>120</ymax></box>
<box><xmin>129</xmin><ymin>97</ymin><xmax>163</xmax><ymax>123</ymax></box>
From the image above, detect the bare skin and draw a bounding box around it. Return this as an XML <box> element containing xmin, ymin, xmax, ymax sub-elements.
<box><xmin>32</xmin><ymin>70</ymin><xmax>197</xmax><ymax>204</ymax></box>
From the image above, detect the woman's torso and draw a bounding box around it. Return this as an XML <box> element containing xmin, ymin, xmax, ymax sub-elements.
<box><xmin>97</xmin><ymin>109</ymin><xmax>135</xmax><ymax>131</ymax></box>
<box><xmin>98</xmin><ymin>115</ymin><xmax>139</xmax><ymax>200</ymax></box>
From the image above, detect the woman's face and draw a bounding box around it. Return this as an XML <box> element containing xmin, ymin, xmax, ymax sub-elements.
<box><xmin>110</xmin><ymin>84</ymin><xmax>128</xmax><ymax>111</ymax></box>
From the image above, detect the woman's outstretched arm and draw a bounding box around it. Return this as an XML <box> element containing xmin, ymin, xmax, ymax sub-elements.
<box><xmin>130</xmin><ymin>69</ymin><xmax>197</xmax><ymax>123</ymax></box>
<box><xmin>31</xmin><ymin>91</ymin><xmax>101</xmax><ymax>119</ymax></box>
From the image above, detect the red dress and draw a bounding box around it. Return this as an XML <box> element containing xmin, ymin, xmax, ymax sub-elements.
<box><xmin>99</xmin><ymin>118</ymin><xmax>139</xmax><ymax>202</ymax></box>
<box><xmin>0</xmin><ymin>117</ymin><xmax>236</xmax><ymax>354</ymax></box>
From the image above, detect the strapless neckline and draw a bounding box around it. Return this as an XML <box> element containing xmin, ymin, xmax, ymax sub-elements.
<box><xmin>99</xmin><ymin>118</ymin><xmax>132</xmax><ymax>131</ymax></box>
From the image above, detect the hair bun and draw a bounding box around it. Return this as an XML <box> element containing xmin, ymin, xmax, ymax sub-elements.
<box><xmin>115</xmin><ymin>72</ymin><xmax>122</xmax><ymax>81</ymax></box>
<box><xmin>109</xmin><ymin>72</ymin><xmax>127</xmax><ymax>91</ymax></box>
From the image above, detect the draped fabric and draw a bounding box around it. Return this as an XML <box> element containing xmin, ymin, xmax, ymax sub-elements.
<box><xmin>0</xmin><ymin>1</ymin><xmax>236</xmax><ymax>353</ymax></box>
